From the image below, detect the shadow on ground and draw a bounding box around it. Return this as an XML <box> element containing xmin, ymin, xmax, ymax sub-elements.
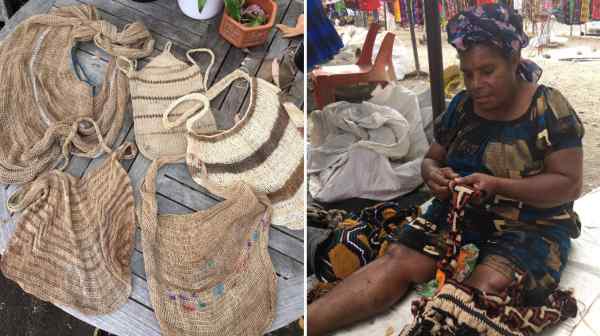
<box><xmin>0</xmin><ymin>256</ymin><xmax>96</xmax><ymax>336</ymax></box>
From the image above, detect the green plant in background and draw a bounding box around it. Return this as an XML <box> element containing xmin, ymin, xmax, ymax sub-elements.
<box><xmin>198</xmin><ymin>0</ymin><xmax>207</xmax><ymax>12</ymax></box>
<box><xmin>224</xmin><ymin>0</ymin><xmax>243</xmax><ymax>22</ymax></box>
<box><xmin>224</xmin><ymin>0</ymin><xmax>268</xmax><ymax>26</ymax></box>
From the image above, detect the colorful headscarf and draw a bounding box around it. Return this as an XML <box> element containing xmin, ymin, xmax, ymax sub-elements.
<box><xmin>446</xmin><ymin>3</ymin><xmax>542</xmax><ymax>83</ymax></box>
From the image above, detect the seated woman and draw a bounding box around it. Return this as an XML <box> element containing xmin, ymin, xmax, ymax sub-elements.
<box><xmin>307</xmin><ymin>4</ymin><xmax>584</xmax><ymax>335</ymax></box>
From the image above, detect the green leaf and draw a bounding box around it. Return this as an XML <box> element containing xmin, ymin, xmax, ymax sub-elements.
<box><xmin>240</xmin><ymin>11</ymin><xmax>266</xmax><ymax>27</ymax></box>
<box><xmin>224</xmin><ymin>0</ymin><xmax>242</xmax><ymax>21</ymax></box>
<box><xmin>198</xmin><ymin>0</ymin><xmax>206</xmax><ymax>12</ymax></box>
<box><xmin>245</xmin><ymin>16</ymin><xmax>264</xmax><ymax>27</ymax></box>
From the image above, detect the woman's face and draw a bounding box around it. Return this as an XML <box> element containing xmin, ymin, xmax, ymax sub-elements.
<box><xmin>459</xmin><ymin>44</ymin><xmax>519</xmax><ymax>111</ymax></box>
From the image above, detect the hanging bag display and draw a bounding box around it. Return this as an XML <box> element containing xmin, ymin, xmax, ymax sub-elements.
<box><xmin>139</xmin><ymin>157</ymin><xmax>277</xmax><ymax>335</ymax></box>
<box><xmin>1</xmin><ymin>118</ymin><xmax>138</xmax><ymax>315</ymax></box>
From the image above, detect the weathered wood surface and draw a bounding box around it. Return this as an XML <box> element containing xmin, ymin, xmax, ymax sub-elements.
<box><xmin>0</xmin><ymin>0</ymin><xmax>304</xmax><ymax>334</ymax></box>
<box><xmin>0</xmin><ymin>0</ymin><xmax>10</xmax><ymax>22</ymax></box>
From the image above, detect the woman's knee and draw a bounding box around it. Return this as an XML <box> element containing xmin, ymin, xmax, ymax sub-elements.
<box><xmin>383</xmin><ymin>244</ymin><xmax>436</xmax><ymax>284</ymax></box>
<box><xmin>464</xmin><ymin>264</ymin><xmax>513</xmax><ymax>294</ymax></box>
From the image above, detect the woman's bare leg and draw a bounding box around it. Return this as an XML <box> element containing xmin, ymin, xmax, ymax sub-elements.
<box><xmin>307</xmin><ymin>244</ymin><xmax>436</xmax><ymax>336</ymax></box>
<box><xmin>464</xmin><ymin>263</ymin><xmax>513</xmax><ymax>293</ymax></box>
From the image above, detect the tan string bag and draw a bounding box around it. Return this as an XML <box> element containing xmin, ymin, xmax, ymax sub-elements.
<box><xmin>0</xmin><ymin>4</ymin><xmax>154</xmax><ymax>184</ymax></box>
<box><xmin>118</xmin><ymin>42</ymin><xmax>218</xmax><ymax>160</ymax></box>
<box><xmin>162</xmin><ymin>69</ymin><xmax>304</xmax><ymax>230</ymax></box>
<box><xmin>0</xmin><ymin>117</ymin><xmax>138</xmax><ymax>315</ymax></box>
<box><xmin>139</xmin><ymin>157</ymin><xmax>277</xmax><ymax>335</ymax></box>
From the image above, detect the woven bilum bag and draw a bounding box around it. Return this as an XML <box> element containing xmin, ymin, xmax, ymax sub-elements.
<box><xmin>118</xmin><ymin>41</ymin><xmax>218</xmax><ymax>160</ymax></box>
<box><xmin>139</xmin><ymin>157</ymin><xmax>277</xmax><ymax>335</ymax></box>
<box><xmin>162</xmin><ymin>69</ymin><xmax>305</xmax><ymax>230</ymax></box>
<box><xmin>0</xmin><ymin>118</ymin><xmax>138</xmax><ymax>315</ymax></box>
<box><xmin>0</xmin><ymin>4</ymin><xmax>154</xmax><ymax>184</ymax></box>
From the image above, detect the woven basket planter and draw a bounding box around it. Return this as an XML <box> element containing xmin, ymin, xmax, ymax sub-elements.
<box><xmin>218</xmin><ymin>0</ymin><xmax>277</xmax><ymax>48</ymax></box>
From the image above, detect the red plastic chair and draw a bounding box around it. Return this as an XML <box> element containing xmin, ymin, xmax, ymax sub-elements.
<box><xmin>311</xmin><ymin>23</ymin><xmax>396</xmax><ymax>109</ymax></box>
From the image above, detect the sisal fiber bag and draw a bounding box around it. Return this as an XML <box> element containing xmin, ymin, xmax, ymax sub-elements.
<box><xmin>162</xmin><ymin>69</ymin><xmax>305</xmax><ymax>230</ymax></box>
<box><xmin>139</xmin><ymin>157</ymin><xmax>277</xmax><ymax>335</ymax></box>
<box><xmin>119</xmin><ymin>41</ymin><xmax>218</xmax><ymax>160</ymax></box>
<box><xmin>1</xmin><ymin>118</ymin><xmax>138</xmax><ymax>315</ymax></box>
<box><xmin>0</xmin><ymin>4</ymin><xmax>154</xmax><ymax>184</ymax></box>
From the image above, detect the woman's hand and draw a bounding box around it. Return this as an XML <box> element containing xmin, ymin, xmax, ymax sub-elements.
<box><xmin>453</xmin><ymin>173</ymin><xmax>499</xmax><ymax>202</ymax></box>
<box><xmin>424</xmin><ymin>166</ymin><xmax>460</xmax><ymax>201</ymax></box>
<box><xmin>451</xmin><ymin>148</ymin><xmax>583</xmax><ymax>208</ymax></box>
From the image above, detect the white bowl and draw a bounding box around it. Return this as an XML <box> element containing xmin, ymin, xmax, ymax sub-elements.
<box><xmin>178</xmin><ymin>0</ymin><xmax>224</xmax><ymax>20</ymax></box>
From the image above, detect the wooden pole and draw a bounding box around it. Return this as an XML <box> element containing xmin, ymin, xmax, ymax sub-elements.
<box><xmin>383</xmin><ymin>1</ymin><xmax>387</xmax><ymax>27</ymax></box>
<box><xmin>408</xmin><ymin>0</ymin><xmax>421</xmax><ymax>73</ymax></box>
<box><xmin>424</xmin><ymin>0</ymin><xmax>445</xmax><ymax>121</ymax></box>
<box><xmin>570</xmin><ymin>0</ymin><xmax>574</xmax><ymax>36</ymax></box>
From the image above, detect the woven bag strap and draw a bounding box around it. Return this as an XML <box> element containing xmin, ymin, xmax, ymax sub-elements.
<box><xmin>113</xmin><ymin>142</ymin><xmax>138</xmax><ymax>161</ymax></box>
<box><xmin>94</xmin><ymin>19</ymin><xmax>154</xmax><ymax>76</ymax></box>
<box><xmin>7</xmin><ymin>117</ymin><xmax>115</xmax><ymax>214</ymax></box>
<box><xmin>142</xmin><ymin>155</ymin><xmax>240</xmax><ymax>206</ymax></box>
<box><xmin>6</xmin><ymin>121</ymin><xmax>137</xmax><ymax>215</ymax></box>
<box><xmin>204</xmin><ymin>69</ymin><xmax>252</xmax><ymax>102</ymax></box>
<box><xmin>164</xmin><ymin>40</ymin><xmax>173</xmax><ymax>52</ymax></box>
<box><xmin>203</xmin><ymin>69</ymin><xmax>252</xmax><ymax>123</ymax></box>
<box><xmin>186</xmin><ymin>69</ymin><xmax>253</xmax><ymax>135</ymax></box>
<box><xmin>186</xmin><ymin>154</ymin><xmax>241</xmax><ymax>201</ymax></box>
<box><xmin>186</xmin><ymin>48</ymin><xmax>215</xmax><ymax>91</ymax></box>
<box><xmin>141</xmin><ymin>156</ymin><xmax>189</xmax><ymax>194</ymax></box>
<box><xmin>6</xmin><ymin>179</ymin><xmax>49</xmax><ymax>214</ymax></box>
<box><xmin>57</xmin><ymin>117</ymin><xmax>114</xmax><ymax>171</ymax></box>
<box><xmin>93</xmin><ymin>21</ymin><xmax>155</xmax><ymax>60</ymax></box>
<box><xmin>162</xmin><ymin>93</ymin><xmax>211</xmax><ymax>130</ymax></box>
<box><xmin>139</xmin><ymin>156</ymin><xmax>184</xmax><ymax>219</ymax></box>
<box><xmin>116</xmin><ymin>56</ymin><xmax>138</xmax><ymax>76</ymax></box>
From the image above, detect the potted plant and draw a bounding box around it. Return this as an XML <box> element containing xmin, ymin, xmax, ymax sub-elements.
<box><xmin>219</xmin><ymin>0</ymin><xmax>278</xmax><ymax>48</ymax></box>
<box><xmin>178</xmin><ymin>0</ymin><xmax>224</xmax><ymax>20</ymax></box>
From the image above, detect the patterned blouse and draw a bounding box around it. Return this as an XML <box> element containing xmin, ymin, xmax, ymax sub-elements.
<box><xmin>433</xmin><ymin>85</ymin><xmax>585</xmax><ymax>238</ymax></box>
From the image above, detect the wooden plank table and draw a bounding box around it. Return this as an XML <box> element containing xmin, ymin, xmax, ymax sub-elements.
<box><xmin>0</xmin><ymin>0</ymin><xmax>304</xmax><ymax>334</ymax></box>
<box><xmin>0</xmin><ymin>0</ymin><xmax>10</xmax><ymax>22</ymax></box>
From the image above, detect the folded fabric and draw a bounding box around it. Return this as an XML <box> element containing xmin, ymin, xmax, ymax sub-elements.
<box><xmin>312</xmin><ymin>202</ymin><xmax>418</xmax><ymax>282</ymax></box>
<box><xmin>309</xmin><ymin>100</ymin><xmax>424</xmax><ymax>202</ymax></box>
